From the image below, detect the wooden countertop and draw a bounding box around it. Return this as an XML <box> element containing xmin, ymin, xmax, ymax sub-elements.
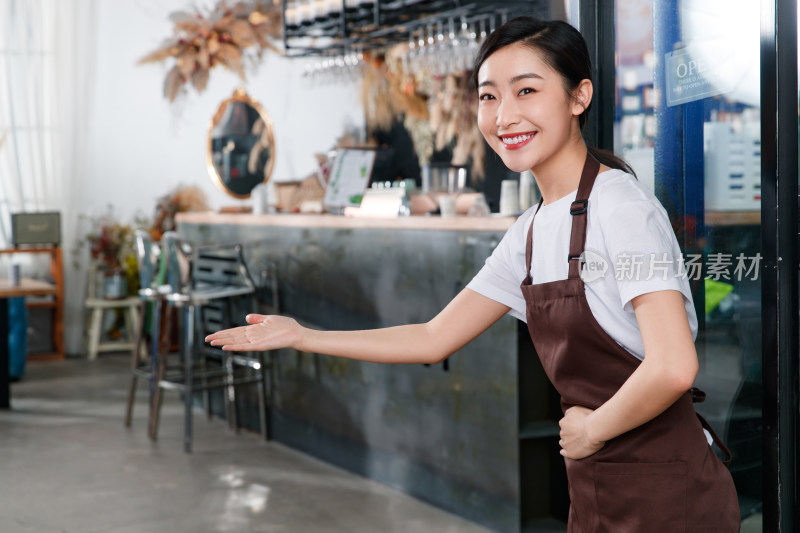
<box><xmin>0</xmin><ymin>278</ymin><xmax>57</xmax><ymax>298</ymax></box>
<box><xmin>176</xmin><ymin>211</ymin><xmax>517</xmax><ymax>232</ymax></box>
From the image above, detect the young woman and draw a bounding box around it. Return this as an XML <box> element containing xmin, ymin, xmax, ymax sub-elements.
<box><xmin>207</xmin><ymin>16</ymin><xmax>740</xmax><ymax>531</ymax></box>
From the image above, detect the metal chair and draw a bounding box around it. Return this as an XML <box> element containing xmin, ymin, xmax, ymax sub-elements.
<box><xmin>124</xmin><ymin>230</ymin><xmax>173</xmax><ymax>431</ymax></box>
<box><xmin>150</xmin><ymin>231</ymin><xmax>272</xmax><ymax>452</ymax></box>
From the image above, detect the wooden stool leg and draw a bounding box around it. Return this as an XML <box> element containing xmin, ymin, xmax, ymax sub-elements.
<box><xmin>87</xmin><ymin>308</ymin><xmax>103</xmax><ymax>360</ymax></box>
<box><xmin>127</xmin><ymin>303</ymin><xmax>145</xmax><ymax>361</ymax></box>
<box><xmin>123</xmin><ymin>308</ymin><xmax>133</xmax><ymax>344</ymax></box>
<box><xmin>123</xmin><ymin>304</ymin><xmax>137</xmax><ymax>345</ymax></box>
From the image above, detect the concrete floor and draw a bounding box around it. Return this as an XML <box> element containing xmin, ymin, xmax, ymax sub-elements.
<box><xmin>0</xmin><ymin>354</ymin><xmax>493</xmax><ymax>533</ymax></box>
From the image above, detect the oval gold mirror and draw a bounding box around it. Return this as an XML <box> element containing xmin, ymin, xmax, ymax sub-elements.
<box><xmin>207</xmin><ymin>88</ymin><xmax>275</xmax><ymax>199</ymax></box>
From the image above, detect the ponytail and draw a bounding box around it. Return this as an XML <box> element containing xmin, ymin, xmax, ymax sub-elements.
<box><xmin>587</xmin><ymin>146</ymin><xmax>637</xmax><ymax>179</ymax></box>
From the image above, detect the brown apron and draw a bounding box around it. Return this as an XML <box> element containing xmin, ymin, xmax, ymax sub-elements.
<box><xmin>520</xmin><ymin>154</ymin><xmax>740</xmax><ymax>532</ymax></box>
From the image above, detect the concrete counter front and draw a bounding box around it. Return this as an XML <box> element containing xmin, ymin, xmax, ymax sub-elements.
<box><xmin>176</xmin><ymin>212</ymin><xmax>551</xmax><ymax>533</ymax></box>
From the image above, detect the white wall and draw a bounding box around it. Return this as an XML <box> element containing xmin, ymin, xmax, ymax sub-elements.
<box><xmin>66</xmin><ymin>0</ymin><xmax>364</xmax><ymax>353</ymax></box>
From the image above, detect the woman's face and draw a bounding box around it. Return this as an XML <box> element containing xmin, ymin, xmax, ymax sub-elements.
<box><xmin>476</xmin><ymin>43</ymin><xmax>585</xmax><ymax>173</ymax></box>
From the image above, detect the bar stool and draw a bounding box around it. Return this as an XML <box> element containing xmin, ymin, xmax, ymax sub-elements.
<box><xmin>150</xmin><ymin>231</ymin><xmax>271</xmax><ymax>452</ymax></box>
<box><xmin>124</xmin><ymin>230</ymin><xmax>173</xmax><ymax>430</ymax></box>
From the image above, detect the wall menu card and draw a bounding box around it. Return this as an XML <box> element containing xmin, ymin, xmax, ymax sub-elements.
<box><xmin>323</xmin><ymin>149</ymin><xmax>376</xmax><ymax>209</ymax></box>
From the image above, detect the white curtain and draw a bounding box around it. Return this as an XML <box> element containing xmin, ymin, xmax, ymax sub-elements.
<box><xmin>0</xmin><ymin>0</ymin><xmax>96</xmax><ymax>354</ymax></box>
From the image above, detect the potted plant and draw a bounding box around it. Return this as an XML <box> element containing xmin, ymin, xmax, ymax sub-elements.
<box><xmin>83</xmin><ymin>212</ymin><xmax>138</xmax><ymax>299</ymax></box>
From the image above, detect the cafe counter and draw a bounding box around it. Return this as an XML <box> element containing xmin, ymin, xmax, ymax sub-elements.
<box><xmin>176</xmin><ymin>212</ymin><xmax>552</xmax><ymax>533</ymax></box>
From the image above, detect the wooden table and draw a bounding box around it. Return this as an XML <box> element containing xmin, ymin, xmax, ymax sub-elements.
<box><xmin>0</xmin><ymin>278</ymin><xmax>57</xmax><ymax>408</ymax></box>
<box><xmin>0</xmin><ymin>247</ymin><xmax>64</xmax><ymax>360</ymax></box>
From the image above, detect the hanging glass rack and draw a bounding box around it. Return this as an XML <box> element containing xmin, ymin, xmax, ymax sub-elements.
<box><xmin>280</xmin><ymin>0</ymin><xmax>547</xmax><ymax>57</ymax></box>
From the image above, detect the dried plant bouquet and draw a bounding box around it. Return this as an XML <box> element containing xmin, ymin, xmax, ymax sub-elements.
<box><xmin>138</xmin><ymin>0</ymin><xmax>283</xmax><ymax>102</ymax></box>
<box><xmin>363</xmin><ymin>44</ymin><xmax>485</xmax><ymax>180</ymax></box>
<box><xmin>150</xmin><ymin>185</ymin><xmax>210</xmax><ymax>242</ymax></box>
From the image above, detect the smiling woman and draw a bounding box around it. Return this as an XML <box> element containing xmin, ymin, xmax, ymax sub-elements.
<box><xmin>465</xmin><ymin>19</ymin><xmax>739</xmax><ymax>531</ymax></box>
<box><xmin>206</xmin><ymin>16</ymin><xmax>740</xmax><ymax>532</ymax></box>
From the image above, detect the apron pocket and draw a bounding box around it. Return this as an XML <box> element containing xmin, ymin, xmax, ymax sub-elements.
<box><xmin>593</xmin><ymin>461</ymin><xmax>687</xmax><ymax>533</ymax></box>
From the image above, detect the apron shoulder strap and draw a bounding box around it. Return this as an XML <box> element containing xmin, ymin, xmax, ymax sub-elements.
<box><xmin>567</xmin><ymin>154</ymin><xmax>601</xmax><ymax>279</ymax></box>
<box><xmin>524</xmin><ymin>152</ymin><xmax>601</xmax><ymax>283</ymax></box>
<box><xmin>524</xmin><ymin>198</ymin><xmax>545</xmax><ymax>284</ymax></box>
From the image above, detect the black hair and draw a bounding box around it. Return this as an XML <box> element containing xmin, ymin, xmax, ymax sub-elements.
<box><xmin>472</xmin><ymin>16</ymin><xmax>636</xmax><ymax>176</ymax></box>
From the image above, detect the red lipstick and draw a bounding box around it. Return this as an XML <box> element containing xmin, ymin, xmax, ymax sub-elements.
<box><xmin>498</xmin><ymin>131</ymin><xmax>535</xmax><ymax>151</ymax></box>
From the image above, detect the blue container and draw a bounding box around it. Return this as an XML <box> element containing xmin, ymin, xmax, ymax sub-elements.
<box><xmin>8</xmin><ymin>297</ymin><xmax>28</xmax><ymax>379</ymax></box>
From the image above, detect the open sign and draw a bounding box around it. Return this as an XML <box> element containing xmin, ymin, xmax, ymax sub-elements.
<box><xmin>665</xmin><ymin>47</ymin><xmax>729</xmax><ymax>107</ymax></box>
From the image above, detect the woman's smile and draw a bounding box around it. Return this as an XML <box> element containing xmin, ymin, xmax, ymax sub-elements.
<box><xmin>499</xmin><ymin>131</ymin><xmax>537</xmax><ymax>150</ymax></box>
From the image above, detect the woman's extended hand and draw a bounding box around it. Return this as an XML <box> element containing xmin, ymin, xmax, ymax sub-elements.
<box><xmin>205</xmin><ymin>314</ymin><xmax>304</xmax><ymax>352</ymax></box>
<box><xmin>558</xmin><ymin>406</ymin><xmax>605</xmax><ymax>460</ymax></box>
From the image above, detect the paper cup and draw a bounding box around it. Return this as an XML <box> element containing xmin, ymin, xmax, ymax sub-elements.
<box><xmin>439</xmin><ymin>195</ymin><xmax>457</xmax><ymax>218</ymax></box>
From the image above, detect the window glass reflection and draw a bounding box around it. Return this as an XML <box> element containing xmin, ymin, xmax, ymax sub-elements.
<box><xmin>615</xmin><ymin>1</ymin><xmax>762</xmax><ymax>529</ymax></box>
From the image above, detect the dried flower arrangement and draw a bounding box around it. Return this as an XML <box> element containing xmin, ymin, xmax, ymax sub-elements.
<box><xmin>138</xmin><ymin>0</ymin><xmax>283</xmax><ymax>102</ymax></box>
<box><xmin>362</xmin><ymin>44</ymin><xmax>485</xmax><ymax>180</ymax></box>
<box><xmin>87</xmin><ymin>218</ymin><xmax>135</xmax><ymax>273</ymax></box>
<box><xmin>428</xmin><ymin>72</ymin><xmax>485</xmax><ymax>177</ymax></box>
<box><xmin>150</xmin><ymin>184</ymin><xmax>210</xmax><ymax>241</ymax></box>
<box><xmin>72</xmin><ymin>207</ymin><xmax>145</xmax><ymax>297</ymax></box>
<box><xmin>361</xmin><ymin>51</ymin><xmax>429</xmax><ymax>133</ymax></box>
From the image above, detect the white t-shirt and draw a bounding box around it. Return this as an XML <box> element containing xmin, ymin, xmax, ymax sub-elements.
<box><xmin>467</xmin><ymin>168</ymin><xmax>698</xmax><ymax>361</ymax></box>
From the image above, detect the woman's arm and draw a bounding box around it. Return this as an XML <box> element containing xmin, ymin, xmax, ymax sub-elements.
<box><xmin>206</xmin><ymin>288</ymin><xmax>511</xmax><ymax>365</ymax></box>
<box><xmin>558</xmin><ymin>289</ymin><xmax>699</xmax><ymax>459</ymax></box>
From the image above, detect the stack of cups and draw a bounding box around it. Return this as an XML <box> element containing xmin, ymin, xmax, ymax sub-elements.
<box><xmin>519</xmin><ymin>170</ymin><xmax>535</xmax><ymax>211</ymax></box>
<box><xmin>499</xmin><ymin>179</ymin><xmax>519</xmax><ymax>215</ymax></box>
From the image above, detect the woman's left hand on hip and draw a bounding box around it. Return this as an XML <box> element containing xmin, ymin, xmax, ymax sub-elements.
<box><xmin>559</xmin><ymin>406</ymin><xmax>605</xmax><ymax>460</ymax></box>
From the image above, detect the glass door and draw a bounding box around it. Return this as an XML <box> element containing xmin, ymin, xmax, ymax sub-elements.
<box><xmin>615</xmin><ymin>1</ymin><xmax>763</xmax><ymax>529</ymax></box>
